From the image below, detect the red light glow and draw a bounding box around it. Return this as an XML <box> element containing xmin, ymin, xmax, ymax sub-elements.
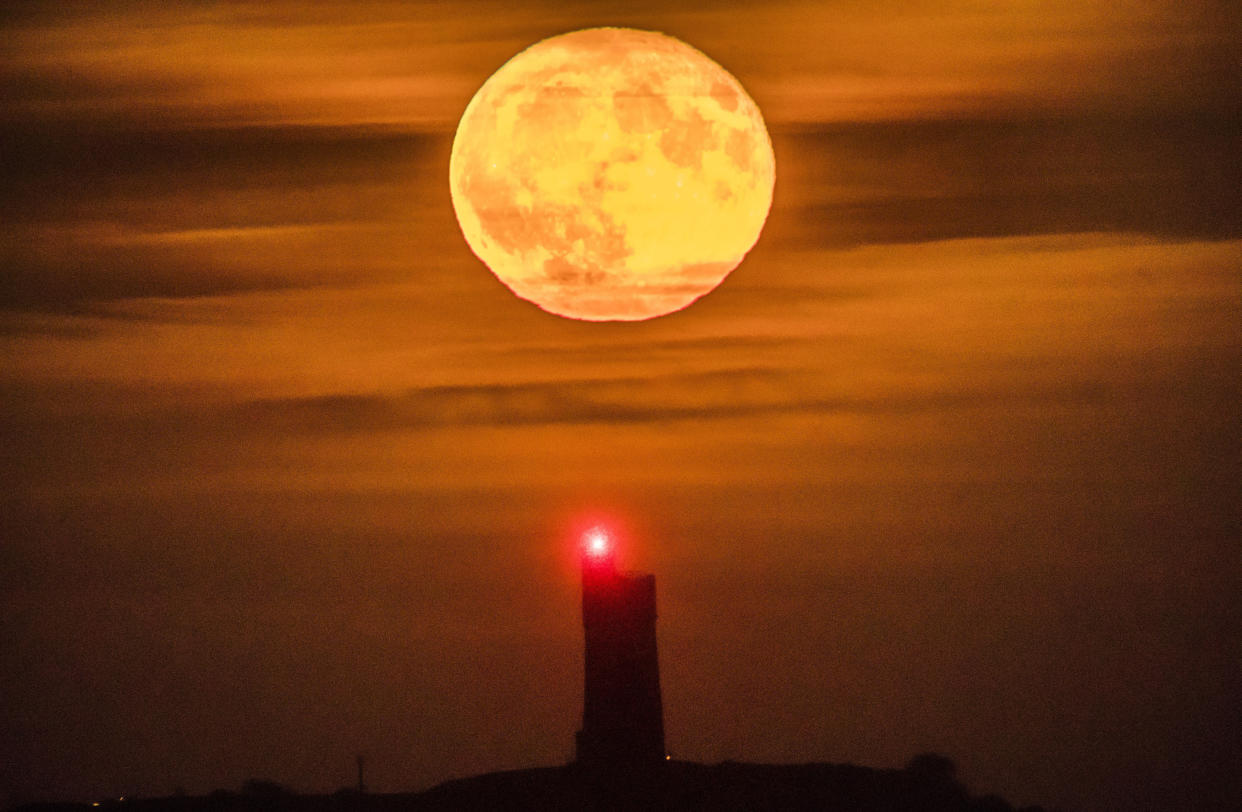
<box><xmin>585</xmin><ymin>527</ymin><xmax>610</xmax><ymax>557</ymax></box>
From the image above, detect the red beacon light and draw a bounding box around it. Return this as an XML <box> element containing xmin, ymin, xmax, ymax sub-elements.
<box><xmin>579</xmin><ymin>524</ymin><xmax>619</xmax><ymax>577</ymax></box>
<box><xmin>584</xmin><ymin>527</ymin><xmax>610</xmax><ymax>558</ymax></box>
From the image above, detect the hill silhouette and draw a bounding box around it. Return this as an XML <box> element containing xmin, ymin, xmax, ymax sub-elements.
<box><xmin>12</xmin><ymin>758</ymin><xmax>1049</xmax><ymax>812</ymax></box>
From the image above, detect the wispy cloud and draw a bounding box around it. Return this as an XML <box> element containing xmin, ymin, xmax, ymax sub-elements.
<box><xmin>1</xmin><ymin>125</ymin><xmax>446</xmax><ymax>309</ymax></box>
<box><xmin>5</xmin><ymin>0</ymin><xmax>1238</xmax><ymax>128</ymax></box>
<box><xmin>5</xmin><ymin>110</ymin><xmax>1238</xmax><ymax>314</ymax></box>
<box><xmin>773</xmin><ymin>115</ymin><xmax>1242</xmax><ymax>249</ymax></box>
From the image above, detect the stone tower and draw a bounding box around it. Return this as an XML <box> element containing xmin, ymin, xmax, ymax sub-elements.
<box><xmin>575</xmin><ymin>531</ymin><xmax>665</xmax><ymax>764</ymax></box>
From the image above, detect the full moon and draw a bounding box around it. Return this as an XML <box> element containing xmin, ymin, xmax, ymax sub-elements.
<box><xmin>449</xmin><ymin>28</ymin><xmax>775</xmax><ymax>321</ymax></box>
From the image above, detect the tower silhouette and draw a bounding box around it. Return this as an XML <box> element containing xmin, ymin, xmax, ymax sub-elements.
<box><xmin>575</xmin><ymin>531</ymin><xmax>665</xmax><ymax>764</ymax></box>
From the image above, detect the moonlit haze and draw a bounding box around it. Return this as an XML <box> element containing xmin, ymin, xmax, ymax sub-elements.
<box><xmin>2</xmin><ymin>2</ymin><xmax>1240</xmax><ymax>811</ymax></box>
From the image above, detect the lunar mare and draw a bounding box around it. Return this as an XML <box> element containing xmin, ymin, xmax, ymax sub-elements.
<box><xmin>450</xmin><ymin>28</ymin><xmax>775</xmax><ymax>321</ymax></box>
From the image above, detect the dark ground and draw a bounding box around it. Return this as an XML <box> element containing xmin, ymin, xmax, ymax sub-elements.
<box><xmin>12</xmin><ymin>759</ymin><xmax>1050</xmax><ymax>812</ymax></box>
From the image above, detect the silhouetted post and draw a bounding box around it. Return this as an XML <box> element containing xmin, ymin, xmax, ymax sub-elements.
<box><xmin>356</xmin><ymin>754</ymin><xmax>365</xmax><ymax>793</ymax></box>
<box><xmin>575</xmin><ymin>529</ymin><xmax>665</xmax><ymax>765</ymax></box>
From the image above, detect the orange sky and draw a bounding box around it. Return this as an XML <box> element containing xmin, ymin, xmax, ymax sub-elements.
<box><xmin>5</xmin><ymin>0</ymin><xmax>1239</xmax><ymax>127</ymax></box>
<box><xmin>3</xmin><ymin>2</ymin><xmax>1241</xmax><ymax>810</ymax></box>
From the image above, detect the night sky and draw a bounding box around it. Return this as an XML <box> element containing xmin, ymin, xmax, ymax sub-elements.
<box><xmin>3</xmin><ymin>2</ymin><xmax>1240</xmax><ymax>810</ymax></box>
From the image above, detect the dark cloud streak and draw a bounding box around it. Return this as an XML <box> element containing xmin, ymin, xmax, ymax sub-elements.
<box><xmin>774</xmin><ymin>112</ymin><xmax>1242</xmax><ymax>249</ymax></box>
<box><xmin>1</xmin><ymin>122</ymin><xmax>437</xmax><ymax>226</ymax></box>
<box><xmin>1</xmin><ymin>124</ymin><xmax>448</xmax><ymax>309</ymax></box>
<box><xmin>227</xmin><ymin>368</ymin><xmax>1196</xmax><ymax>435</ymax></box>
<box><xmin>5</xmin><ymin>109</ymin><xmax>1238</xmax><ymax>311</ymax></box>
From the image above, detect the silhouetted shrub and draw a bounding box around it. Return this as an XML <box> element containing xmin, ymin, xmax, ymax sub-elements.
<box><xmin>977</xmin><ymin>793</ymin><xmax>1015</xmax><ymax>811</ymax></box>
<box><xmin>206</xmin><ymin>788</ymin><xmax>236</xmax><ymax>803</ymax></box>
<box><xmin>240</xmin><ymin>780</ymin><xmax>288</xmax><ymax>798</ymax></box>
<box><xmin>905</xmin><ymin>752</ymin><xmax>957</xmax><ymax>781</ymax></box>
